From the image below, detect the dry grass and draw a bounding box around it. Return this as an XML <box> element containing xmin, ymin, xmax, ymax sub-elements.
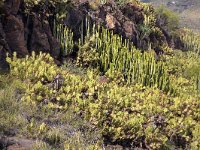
<box><xmin>0</xmin><ymin>75</ymin><xmax>102</xmax><ymax>150</ymax></box>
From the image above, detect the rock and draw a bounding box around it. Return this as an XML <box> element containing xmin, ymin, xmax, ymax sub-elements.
<box><xmin>1</xmin><ymin>0</ymin><xmax>61</xmax><ymax>60</ymax></box>
<box><xmin>0</xmin><ymin>136</ymin><xmax>35</xmax><ymax>150</ymax></box>
<box><xmin>123</xmin><ymin>21</ymin><xmax>137</xmax><ymax>40</ymax></box>
<box><xmin>4</xmin><ymin>15</ymin><xmax>29</xmax><ymax>57</ymax></box>
<box><xmin>7</xmin><ymin>144</ymin><xmax>26</xmax><ymax>150</ymax></box>
<box><xmin>64</xmin><ymin>4</ymin><xmax>85</xmax><ymax>41</ymax></box>
<box><xmin>30</xmin><ymin>14</ymin><xmax>51</xmax><ymax>54</ymax></box>
<box><xmin>29</xmin><ymin>13</ymin><xmax>61</xmax><ymax>58</ymax></box>
<box><xmin>121</xmin><ymin>3</ymin><xmax>144</xmax><ymax>24</ymax></box>
<box><xmin>0</xmin><ymin>20</ymin><xmax>10</xmax><ymax>73</ymax></box>
<box><xmin>42</xmin><ymin>16</ymin><xmax>61</xmax><ymax>59</ymax></box>
<box><xmin>3</xmin><ymin>0</ymin><xmax>21</xmax><ymax>16</ymax></box>
<box><xmin>105</xmin><ymin>14</ymin><xmax>116</xmax><ymax>29</ymax></box>
<box><xmin>98</xmin><ymin>76</ymin><xmax>110</xmax><ymax>84</ymax></box>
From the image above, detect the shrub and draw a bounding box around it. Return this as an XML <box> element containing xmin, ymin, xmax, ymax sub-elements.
<box><xmin>174</xmin><ymin>28</ymin><xmax>200</xmax><ymax>54</ymax></box>
<box><xmin>156</xmin><ymin>5</ymin><xmax>179</xmax><ymax>32</ymax></box>
<box><xmin>75</xmin><ymin>23</ymin><xmax>174</xmax><ymax>94</ymax></box>
<box><xmin>6</xmin><ymin>52</ymin><xmax>200</xmax><ymax>149</ymax></box>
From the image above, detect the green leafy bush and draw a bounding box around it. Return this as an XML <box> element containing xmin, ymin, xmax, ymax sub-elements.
<box><xmin>165</xmin><ymin>50</ymin><xmax>200</xmax><ymax>94</ymax></box>
<box><xmin>156</xmin><ymin>5</ymin><xmax>179</xmax><ymax>32</ymax></box>
<box><xmin>7</xmin><ymin>52</ymin><xmax>60</xmax><ymax>82</ymax></box>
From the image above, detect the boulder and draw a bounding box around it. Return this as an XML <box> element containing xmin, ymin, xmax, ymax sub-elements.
<box><xmin>122</xmin><ymin>21</ymin><xmax>137</xmax><ymax>41</ymax></box>
<box><xmin>105</xmin><ymin>14</ymin><xmax>117</xmax><ymax>29</ymax></box>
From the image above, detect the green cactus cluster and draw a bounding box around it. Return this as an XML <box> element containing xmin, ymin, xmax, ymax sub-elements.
<box><xmin>54</xmin><ymin>21</ymin><xmax>74</xmax><ymax>56</ymax></box>
<box><xmin>72</xmin><ymin>20</ymin><xmax>174</xmax><ymax>93</ymax></box>
<box><xmin>178</xmin><ymin>28</ymin><xmax>200</xmax><ymax>54</ymax></box>
<box><xmin>142</xmin><ymin>3</ymin><xmax>156</xmax><ymax>27</ymax></box>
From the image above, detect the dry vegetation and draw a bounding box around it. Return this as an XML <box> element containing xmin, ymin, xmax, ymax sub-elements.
<box><xmin>145</xmin><ymin>0</ymin><xmax>200</xmax><ymax>32</ymax></box>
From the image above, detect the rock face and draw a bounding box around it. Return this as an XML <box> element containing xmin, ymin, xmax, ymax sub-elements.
<box><xmin>30</xmin><ymin>14</ymin><xmax>51</xmax><ymax>54</ymax></box>
<box><xmin>4</xmin><ymin>15</ymin><xmax>29</xmax><ymax>57</ymax></box>
<box><xmin>0</xmin><ymin>0</ymin><xmax>61</xmax><ymax>64</ymax></box>
<box><xmin>64</xmin><ymin>0</ymin><xmax>169</xmax><ymax>50</ymax></box>
<box><xmin>64</xmin><ymin>1</ymin><xmax>142</xmax><ymax>45</ymax></box>
<box><xmin>0</xmin><ymin>20</ymin><xmax>10</xmax><ymax>72</ymax></box>
<box><xmin>29</xmin><ymin>13</ymin><xmax>60</xmax><ymax>59</ymax></box>
<box><xmin>3</xmin><ymin>0</ymin><xmax>28</xmax><ymax>57</ymax></box>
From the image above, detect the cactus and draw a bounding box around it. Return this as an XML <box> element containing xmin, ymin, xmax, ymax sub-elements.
<box><xmin>53</xmin><ymin>16</ymin><xmax>173</xmax><ymax>94</ymax></box>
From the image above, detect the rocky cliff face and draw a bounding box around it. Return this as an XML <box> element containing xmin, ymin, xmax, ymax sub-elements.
<box><xmin>0</xmin><ymin>0</ymin><xmax>61</xmax><ymax>71</ymax></box>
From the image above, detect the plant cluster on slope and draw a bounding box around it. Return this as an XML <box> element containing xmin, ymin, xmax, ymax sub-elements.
<box><xmin>1</xmin><ymin>0</ymin><xmax>200</xmax><ymax>149</ymax></box>
<box><xmin>4</xmin><ymin>51</ymin><xmax>200</xmax><ymax>149</ymax></box>
<box><xmin>0</xmin><ymin>73</ymin><xmax>102</xmax><ymax>150</ymax></box>
<box><xmin>55</xmin><ymin>20</ymin><xmax>175</xmax><ymax>94</ymax></box>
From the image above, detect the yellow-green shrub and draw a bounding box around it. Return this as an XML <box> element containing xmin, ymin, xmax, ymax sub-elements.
<box><xmin>6</xmin><ymin>52</ymin><xmax>60</xmax><ymax>82</ymax></box>
<box><xmin>176</xmin><ymin>28</ymin><xmax>200</xmax><ymax>54</ymax></box>
<box><xmin>6</xmin><ymin>52</ymin><xmax>200</xmax><ymax>149</ymax></box>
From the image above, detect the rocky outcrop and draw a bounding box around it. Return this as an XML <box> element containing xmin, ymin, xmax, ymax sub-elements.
<box><xmin>64</xmin><ymin>0</ymin><xmax>169</xmax><ymax>50</ymax></box>
<box><xmin>29</xmin><ymin>13</ymin><xmax>60</xmax><ymax>59</ymax></box>
<box><xmin>0</xmin><ymin>0</ymin><xmax>61</xmax><ymax>63</ymax></box>
<box><xmin>2</xmin><ymin>0</ymin><xmax>28</xmax><ymax>57</ymax></box>
<box><xmin>64</xmin><ymin>1</ymin><xmax>141</xmax><ymax>45</ymax></box>
<box><xmin>4</xmin><ymin>15</ymin><xmax>29</xmax><ymax>57</ymax></box>
<box><xmin>0</xmin><ymin>20</ymin><xmax>10</xmax><ymax>72</ymax></box>
<box><xmin>30</xmin><ymin>14</ymin><xmax>51</xmax><ymax>54</ymax></box>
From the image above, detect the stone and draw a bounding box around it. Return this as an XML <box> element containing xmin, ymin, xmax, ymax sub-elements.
<box><xmin>30</xmin><ymin>14</ymin><xmax>51</xmax><ymax>54</ymax></box>
<box><xmin>3</xmin><ymin>0</ymin><xmax>21</xmax><ymax>16</ymax></box>
<box><xmin>42</xmin><ymin>18</ymin><xmax>61</xmax><ymax>59</ymax></box>
<box><xmin>105</xmin><ymin>14</ymin><xmax>116</xmax><ymax>29</ymax></box>
<box><xmin>123</xmin><ymin>21</ymin><xmax>136</xmax><ymax>40</ymax></box>
<box><xmin>4</xmin><ymin>15</ymin><xmax>29</xmax><ymax>57</ymax></box>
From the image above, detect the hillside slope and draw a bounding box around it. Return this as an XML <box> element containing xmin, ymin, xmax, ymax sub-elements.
<box><xmin>141</xmin><ymin>0</ymin><xmax>200</xmax><ymax>32</ymax></box>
